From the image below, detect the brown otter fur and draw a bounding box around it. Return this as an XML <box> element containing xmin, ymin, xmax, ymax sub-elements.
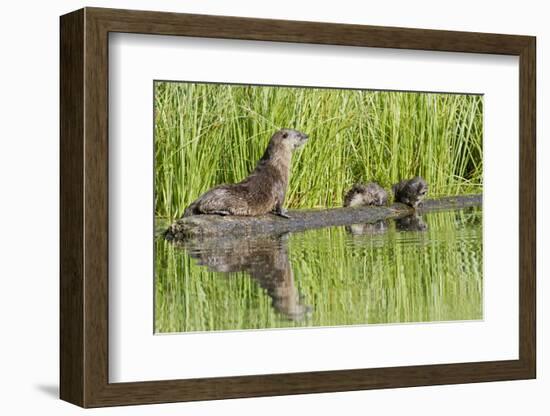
<box><xmin>343</xmin><ymin>182</ymin><xmax>388</xmax><ymax>207</ymax></box>
<box><xmin>392</xmin><ymin>176</ymin><xmax>428</xmax><ymax>208</ymax></box>
<box><xmin>183</xmin><ymin>129</ymin><xmax>308</xmax><ymax>218</ymax></box>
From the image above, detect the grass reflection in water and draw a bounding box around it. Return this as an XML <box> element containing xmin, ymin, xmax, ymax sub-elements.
<box><xmin>155</xmin><ymin>208</ymin><xmax>482</xmax><ymax>333</ymax></box>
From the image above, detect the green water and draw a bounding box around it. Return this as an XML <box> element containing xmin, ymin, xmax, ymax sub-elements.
<box><xmin>155</xmin><ymin>208</ymin><xmax>482</xmax><ymax>333</ymax></box>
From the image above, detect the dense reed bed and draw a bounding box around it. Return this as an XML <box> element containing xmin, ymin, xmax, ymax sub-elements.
<box><xmin>154</xmin><ymin>82</ymin><xmax>483</xmax><ymax>219</ymax></box>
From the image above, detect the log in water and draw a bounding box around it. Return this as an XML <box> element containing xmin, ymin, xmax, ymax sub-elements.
<box><xmin>164</xmin><ymin>194</ymin><xmax>482</xmax><ymax>240</ymax></box>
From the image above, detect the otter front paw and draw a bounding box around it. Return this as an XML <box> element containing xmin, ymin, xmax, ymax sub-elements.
<box><xmin>274</xmin><ymin>208</ymin><xmax>291</xmax><ymax>219</ymax></box>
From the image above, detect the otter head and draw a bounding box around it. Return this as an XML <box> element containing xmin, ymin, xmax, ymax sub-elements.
<box><xmin>373</xmin><ymin>190</ymin><xmax>387</xmax><ymax>206</ymax></box>
<box><xmin>271</xmin><ymin>129</ymin><xmax>309</xmax><ymax>151</ymax></box>
<box><xmin>409</xmin><ymin>176</ymin><xmax>428</xmax><ymax>207</ymax></box>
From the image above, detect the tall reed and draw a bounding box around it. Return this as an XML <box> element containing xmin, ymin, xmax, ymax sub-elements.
<box><xmin>155</xmin><ymin>82</ymin><xmax>483</xmax><ymax>219</ymax></box>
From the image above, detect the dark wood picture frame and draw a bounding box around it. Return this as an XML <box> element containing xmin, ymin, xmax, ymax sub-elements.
<box><xmin>60</xmin><ymin>7</ymin><xmax>536</xmax><ymax>408</ymax></box>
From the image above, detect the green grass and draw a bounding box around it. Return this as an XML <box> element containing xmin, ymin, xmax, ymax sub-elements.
<box><xmin>155</xmin><ymin>209</ymin><xmax>482</xmax><ymax>333</ymax></box>
<box><xmin>154</xmin><ymin>81</ymin><xmax>483</xmax><ymax>219</ymax></box>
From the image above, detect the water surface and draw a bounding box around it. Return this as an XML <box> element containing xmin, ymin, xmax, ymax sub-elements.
<box><xmin>155</xmin><ymin>208</ymin><xmax>482</xmax><ymax>333</ymax></box>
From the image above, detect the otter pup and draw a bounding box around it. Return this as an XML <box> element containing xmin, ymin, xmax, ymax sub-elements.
<box><xmin>392</xmin><ymin>176</ymin><xmax>428</xmax><ymax>208</ymax></box>
<box><xmin>343</xmin><ymin>183</ymin><xmax>388</xmax><ymax>208</ymax></box>
<box><xmin>183</xmin><ymin>129</ymin><xmax>308</xmax><ymax>219</ymax></box>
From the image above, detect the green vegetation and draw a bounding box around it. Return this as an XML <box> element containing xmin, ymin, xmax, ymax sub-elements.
<box><xmin>155</xmin><ymin>209</ymin><xmax>483</xmax><ymax>333</ymax></box>
<box><xmin>153</xmin><ymin>81</ymin><xmax>484</xmax><ymax>333</ymax></box>
<box><xmin>154</xmin><ymin>82</ymin><xmax>483</xmax><ymax>219</ymax></box>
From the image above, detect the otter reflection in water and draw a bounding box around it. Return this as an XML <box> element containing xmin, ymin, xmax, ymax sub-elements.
<box><xmin>181</xmin><ymin>234</ymin><xmax>310</xmax><ymax>321</ymax></box>
<box><xmin>345</xmin><ymin>220</ymin><xmax>388</xmax><ymax>236</ymax></box>
<box><xmin>395</xmin><ymin>213</ymin><xmax>428</xmax><ymax>232</ymax></box>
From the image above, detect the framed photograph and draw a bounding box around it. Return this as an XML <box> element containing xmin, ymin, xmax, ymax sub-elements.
<box><xmin>60</xmin><ymin>7</ymin><xmax>536</xmax><ymax>408</ymax></box>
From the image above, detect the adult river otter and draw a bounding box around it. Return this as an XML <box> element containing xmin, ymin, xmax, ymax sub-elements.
<box><xmin>183</xmin><ymin>129</ymin><xmax>308</xmax><ymax>219</ymax></box>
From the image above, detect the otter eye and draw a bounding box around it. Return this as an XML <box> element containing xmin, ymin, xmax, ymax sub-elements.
<box><xmin>282</xmin><ymin>133</ymin><xmax>288</xmax><ymax>139</ymax></box>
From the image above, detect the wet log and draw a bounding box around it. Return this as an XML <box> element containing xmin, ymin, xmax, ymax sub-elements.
<box><xmin>164</xmin><ymin>194</ymin><xmax>482</xmax><ymax>240</ymax></box>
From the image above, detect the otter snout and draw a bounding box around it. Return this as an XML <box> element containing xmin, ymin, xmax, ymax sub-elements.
<box><xmin>295</xmin><ymin>132</ymin><xmax>309</xmax><ymax>148</ymax></box>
